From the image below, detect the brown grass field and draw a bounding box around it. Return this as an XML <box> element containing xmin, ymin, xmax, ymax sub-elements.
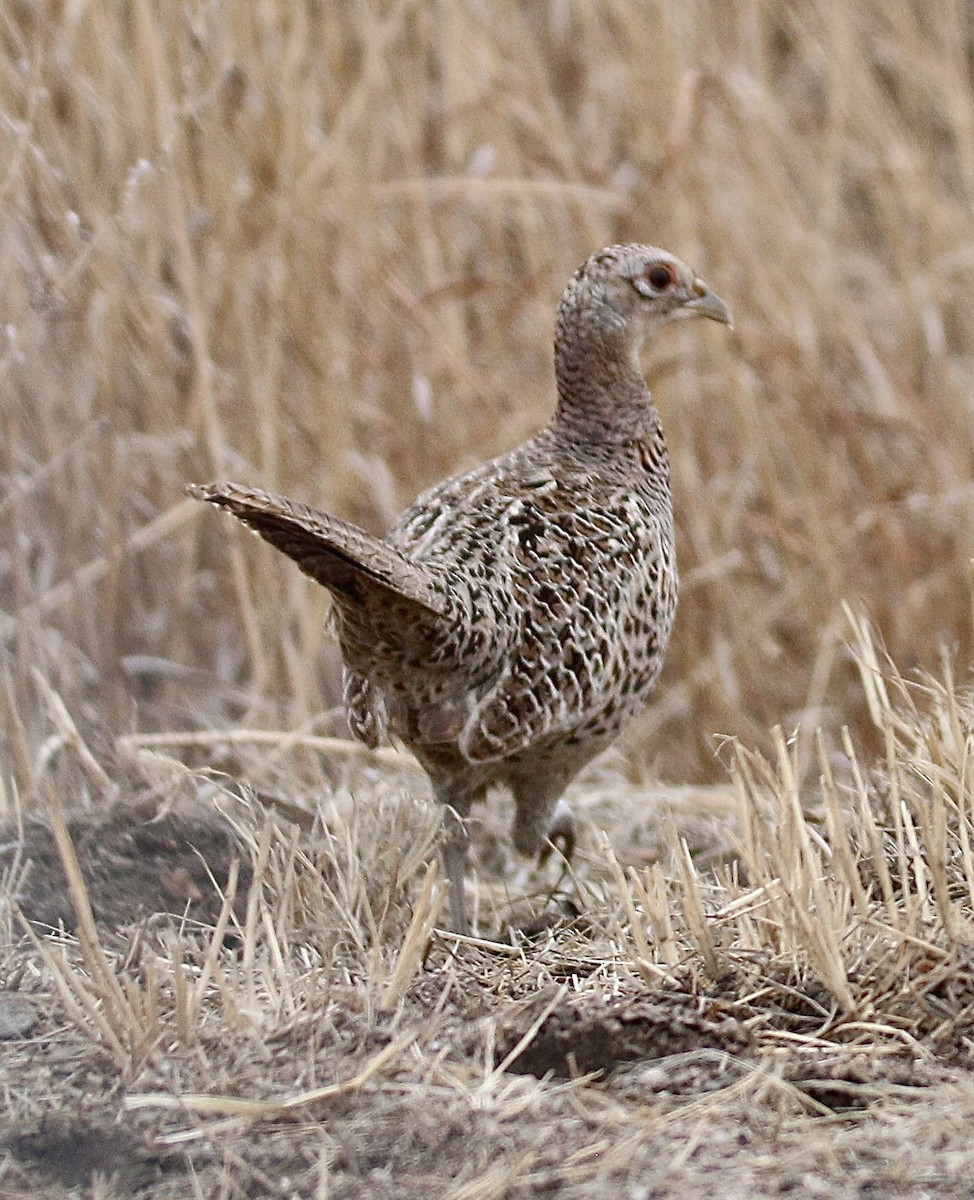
<box><xmin>3</xmin><ymin>1</ymin><xmax>974</xmax><ymax>1195</ymax></box>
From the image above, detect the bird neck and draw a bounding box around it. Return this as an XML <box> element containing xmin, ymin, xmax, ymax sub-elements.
<box><xmin>551</xmin><ymin>323</ymin><xmax>659</xmax><ymax>445</ymax></box>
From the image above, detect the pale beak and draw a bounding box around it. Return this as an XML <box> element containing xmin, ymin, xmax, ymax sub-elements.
<box><xmin>684</xmin><ymin>283</ymin><xmax>733</xmax><ymax>328</ymax></box>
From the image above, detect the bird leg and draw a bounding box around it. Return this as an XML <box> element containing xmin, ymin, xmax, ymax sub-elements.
<box><xmin>440</xmin><ymin>802</ymin><xmax>472</xmax><ymax>934</ymax></box>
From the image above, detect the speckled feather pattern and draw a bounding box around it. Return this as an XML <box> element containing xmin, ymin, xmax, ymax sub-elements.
<box><xmin>189</xmin><ymin>244</ymin><xmax>731</xmax><ymax>928</ymax></box>
<box><xmin>347</xmin><ymin>428</ymin><xmax>677</xmax><ymax>769</ymax></box>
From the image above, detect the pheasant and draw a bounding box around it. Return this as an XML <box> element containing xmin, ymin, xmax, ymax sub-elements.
<box><xmin>189</xmin><ymin>244</ymin><xmax>731</xmax><ymax>931</ymax></box>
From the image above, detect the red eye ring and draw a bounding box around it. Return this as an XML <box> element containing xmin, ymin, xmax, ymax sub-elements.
<box><xmin>646</xmin><ymin>263</ymin><xmax>676</xmax><ymax>290</ymax></box>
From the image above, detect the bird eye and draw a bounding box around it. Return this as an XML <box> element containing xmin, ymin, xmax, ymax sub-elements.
<box><xmin>646</xmin><ymin>263</ymin><xmax>676</xmax><ymax>290</ymax></box>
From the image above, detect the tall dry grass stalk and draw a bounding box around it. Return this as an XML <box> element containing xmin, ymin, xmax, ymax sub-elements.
<box><xmin>1</xmin><ymin>2</ymin><xmax>973</xmax><ymax>795</ymax></box>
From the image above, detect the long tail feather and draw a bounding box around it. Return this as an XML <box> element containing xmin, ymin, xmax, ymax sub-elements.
<box><xmin>187</xmin><ymin>482</ymin><xmax>448</xmax><ymax>618</ymax></box>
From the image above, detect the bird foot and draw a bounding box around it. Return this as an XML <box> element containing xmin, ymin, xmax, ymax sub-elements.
<box><xmin>538</xmin><ymin>798</ymin><xmax>576</xmax><ymax>866</ymax></box>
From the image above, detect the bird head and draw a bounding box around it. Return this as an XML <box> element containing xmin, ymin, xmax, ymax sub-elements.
<box><xmin>562</xmin><ymin>244</ymin><xmax>732</xmax><ymax>348</ymax></box>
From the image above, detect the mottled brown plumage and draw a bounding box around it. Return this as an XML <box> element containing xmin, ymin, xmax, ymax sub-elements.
<box><xmin>189</xmin><ymin>244</ymin><xmax>731</xmax><ymax>930</ymax></box>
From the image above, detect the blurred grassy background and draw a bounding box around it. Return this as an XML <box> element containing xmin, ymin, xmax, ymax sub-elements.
<box><xmin>2</xmin><ymin>0</ymin><xmax>973</xmax><ymax>795</ymax></box>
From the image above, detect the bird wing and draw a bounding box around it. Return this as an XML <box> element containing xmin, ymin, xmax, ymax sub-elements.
<box><xmin>187</xmin><ymin>482</ymin><xmax>450</xmax><ymax>619</ymax></box>
<box><xmin>456</xmin><ymin>495</ymin><xmax>674</xmax><ymax>765</ymax></box>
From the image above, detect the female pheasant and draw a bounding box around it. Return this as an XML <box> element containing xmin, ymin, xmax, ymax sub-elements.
<box><xmin>189</xmin><ymin>244</ymin><xmax>731</xmax><ymax>931</ymax></box>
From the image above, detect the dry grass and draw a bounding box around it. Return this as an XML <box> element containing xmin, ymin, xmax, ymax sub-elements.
<box><xmin>4</xmin><ymin>0</ymin><xmax>974</xmax><ymax>779</ymax></box>
<box><xmin>3</xmin><ymin>1</ymin><xmax>974</xmax><ymax>1196</ymax></box>
<box><xmin>3</xmin><ymin>613</ymin><xmax>974</xmax><ymax>1196</ymax></box>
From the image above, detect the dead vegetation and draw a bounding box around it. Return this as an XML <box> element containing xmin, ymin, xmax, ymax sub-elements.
<box><xmin>2</xmin><ymin>1</ymin><xmax>974</xmax><ymax>1196</ymax></box>
<box><xmin>4</xmin><ymin>614</ymin><xmax>974</xmax><ymax>1196</ymax></box>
